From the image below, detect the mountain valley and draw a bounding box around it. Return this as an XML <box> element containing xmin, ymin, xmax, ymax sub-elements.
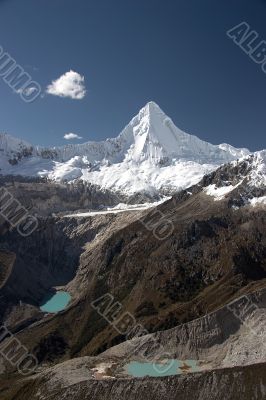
<box><xmin>0</xmin><ymin>104</ymin><xmax>265</xmax><ymax>399</ymax></box>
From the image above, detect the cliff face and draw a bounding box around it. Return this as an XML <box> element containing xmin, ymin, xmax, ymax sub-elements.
<box><xmin>0</xmin><ymin>209</ymin><xmax>142</xmax><ymax>329</ymax></box>
<box><xmin>0</xmin><ymin>176</ymin><xmax>126</xmax><ymax>216</ymax></box>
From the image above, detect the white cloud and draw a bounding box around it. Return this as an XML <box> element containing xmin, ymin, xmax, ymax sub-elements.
<box><xmin>63</xmin><ymin>132</ymin><xmax>83</xmax><ymax>140</ymax></box>
<box><xmin>46</xmin><ymin>70</ymin><xmax>86</xmax><ymax>99</ymax></box>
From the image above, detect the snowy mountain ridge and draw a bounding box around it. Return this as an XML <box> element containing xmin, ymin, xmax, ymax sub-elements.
<box><xmin>200</xmin><ymin>150</ymin><xmax>266</xmax><ymax>209</ymax></box>
<box><xmin>0</xmin><ymin>101</ymin><xmax>258</xmax><ymax>197</ymax></box>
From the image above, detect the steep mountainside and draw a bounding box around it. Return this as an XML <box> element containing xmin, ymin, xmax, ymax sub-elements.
<box><xmin>0</xmin><ymin>140</ymin><xmax>265</xmax><ymax>400</ymax></box>
<box><xmin>0</xmin><ymin>155</ymin><xmax>265</xmax><ymax>363</ymax></box>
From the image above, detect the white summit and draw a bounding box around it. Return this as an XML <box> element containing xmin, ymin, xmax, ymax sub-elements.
<box><xmin>0</xmin><ymin>101</ymin><xmax>251</xmax><ymax>197</ymax></box>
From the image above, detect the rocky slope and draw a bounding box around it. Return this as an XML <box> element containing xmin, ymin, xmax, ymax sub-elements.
<box><xmin>0</xmin><ymin>175</ymin><xmax>129</xmax><ymax>216</ymax></box>
<box><xmin>2</xmin><ymin>363</ymin><xmax>266</xmax><ymax>400</ymax></box>
<box><xmin>0</xmin><ymin>158</ymin><xmax>265</xmax><ymax>339</ymax></box>
<box><xmin>1</xmin><ymin>289</ymin><xmax>265</xmax><ymax>400</ymax></box>
<box><xmin>0</xmin><ymin>154</ymin><xmax>265</xmax><ymax>399</ymax></box>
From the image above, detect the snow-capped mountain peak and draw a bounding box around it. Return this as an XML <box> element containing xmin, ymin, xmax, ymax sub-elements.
<box><xmin>120</xmin><ymin>101</ymin><xmax>183</xmax><ymax>163</ymax></box>
<box><xmin>0</xmin><ymin>102</ymin><xmax>256</xmax><ymax>198</ymax></box>
<box><xmin>117</xmin><ymin>101</ymin><xmax>250</xmax><ymax>165</ymax></box>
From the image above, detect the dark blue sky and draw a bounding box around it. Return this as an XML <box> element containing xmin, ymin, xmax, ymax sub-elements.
<box><xmin>0</xmin><ymin>0</ymin><xmax>266</xmax><ymax>150</ymax></box>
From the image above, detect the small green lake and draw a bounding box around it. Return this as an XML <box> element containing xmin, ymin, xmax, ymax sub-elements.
<box><xmin>40</xmin><ymin>291</ymin><xmax>71</xmax><ymax>313</ymax></box>
<box><xmin>126</xmin><ymin>359</ymin><xmax>199</xmax><ymax>377</ymax></box>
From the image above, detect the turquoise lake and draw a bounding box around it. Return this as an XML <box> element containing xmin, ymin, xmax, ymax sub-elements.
<box><xmin>126</xmin><ymin>360</ymin><xmax>199</xmax><ymax>377</ymax></box>
<box><xmin>40</xmin><ymin>291</ymin><xmax>71</xmax><ymax>313</ymax></box>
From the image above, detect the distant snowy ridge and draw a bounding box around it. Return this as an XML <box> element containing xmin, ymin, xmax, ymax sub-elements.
<box><xmin>0</xmin><ymin>102</ymin><xmax>254</xmax><ymax>197</ymax></box>
<box><xmin>202</xmin><ymin>151</ymin><xmax>266</xmax><ymax>205</ymax></box>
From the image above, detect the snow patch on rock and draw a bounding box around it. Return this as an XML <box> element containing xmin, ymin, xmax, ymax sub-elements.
<box><xmin>204</xmin><ymin>181</ymin><xmax>243</xmax><ymax>200</ymax></box>
<box><xmin>249</xmin><ymin>196</ymin><xmax>266</xmax><ymax>207</ymax></box>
